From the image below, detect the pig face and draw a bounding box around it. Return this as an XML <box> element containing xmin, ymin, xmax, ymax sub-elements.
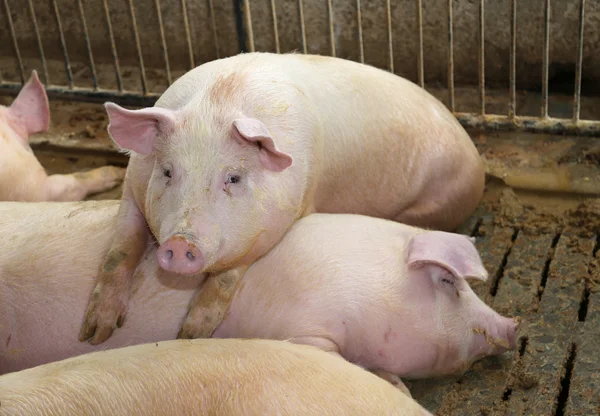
<box><xmin>104</xmin><ymin>102</ymin><xmax>299</xmax><ymax>276</ymax></box>
<box><xmin>401</xmin><ymin>231</ymin><xmax>519</xmax><ymax>378</ymax></box>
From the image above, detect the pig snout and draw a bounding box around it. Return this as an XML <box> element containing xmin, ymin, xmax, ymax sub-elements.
<box><xmin>156</xmin><ymin>235</ymin><xmax>204</xmax><ymax>275</ymax></box>
<box><xmin>472</xmin><ymin>315</ymin><xmax>520</xmax><ymax>357</ymax></box>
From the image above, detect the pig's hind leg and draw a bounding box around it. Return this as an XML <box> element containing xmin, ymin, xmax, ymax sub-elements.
<box><xmin>45</xmin><ymin>166</ymin><xmax>125</xmax><ymax>202</ymax></box>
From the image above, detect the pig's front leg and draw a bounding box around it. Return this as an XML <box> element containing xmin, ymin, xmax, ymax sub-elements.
<box><xmin>45</xmin><ymin>166</ymin><xmax>126</xmax><ymax>202</ymax></box>
<box><xmin>78</xmin><ymin>182</ymin><xmax>149</xmax><ymax>344</ymax></box>
<box><xmin>177</xmin><ymin>265</ymin><xmax>248</xmax><ymax>339</ymax></box>
<box><xmin>370</xmin><ymin>370</ymin><xmax>413</xmax><ymax>398</ymax></box>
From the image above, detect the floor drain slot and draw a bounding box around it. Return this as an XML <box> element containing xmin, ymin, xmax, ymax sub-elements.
<box><xmin>554</xmin><ymin>343</ymin><xmax>577</xmax><ymax>416</ymax></box>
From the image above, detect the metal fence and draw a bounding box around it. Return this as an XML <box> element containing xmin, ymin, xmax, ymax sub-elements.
<box><xmin>1</xmin><ymin>0</ymin><xmax>598</xmax><ymax>136</ymax></box>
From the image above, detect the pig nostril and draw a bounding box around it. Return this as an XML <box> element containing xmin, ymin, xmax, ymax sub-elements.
<box><xmin>186</xmin><ymin>251</ymin><xmax>195</xmax><ymax>261</ymax></box>
<box><xmin>166</xmin><ymin>250</ymin><xmax>173</xmax><ymax>260</ymax></box>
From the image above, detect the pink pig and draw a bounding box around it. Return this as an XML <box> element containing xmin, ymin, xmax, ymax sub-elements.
<box><xmin>0</xmin><ymin>71</ymin><xmax>125</xmax><ymax>202</ymax></box>
<box><xmin>78</xmin><ymin>52</ymin><xmax>486</xmax><ymax>344</ymax></box>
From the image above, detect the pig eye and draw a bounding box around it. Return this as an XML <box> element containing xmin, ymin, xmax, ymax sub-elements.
<box><xmin>226</xmin><ymin>174</ymin><xmax>241</xmax><ymax>185</ymax></box>
<box><xmin>441</xmin><ymin>277</ymin><xmax>454</xmax><ymax>286</ymax></box>
<box><xmin>163</xmin><ymin>168</ymin><xmax>172</xmax><ymax>178</ymax></box>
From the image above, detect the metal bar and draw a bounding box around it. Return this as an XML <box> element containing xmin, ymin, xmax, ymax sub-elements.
<box><xmin>243</xmin><ymin>0</ymin><xmax>255</xmax><ymax>52</ymax></box>
<box><xmin>270</xmin><ymin>0</ymin><xmax>280</xmax><ymax>53</ymax></box>
<box><xmin>180</xmin><ymin>0</ymin><xmax>195</xmax><ymax>69</ymax></box>
<box><xmin>509</xmin><ymin>0</ymin><xmax>516</xmax><ymax>118</ymax></box>
<box><xmin>386</xmin><ymin>0</ymin><xmax>394</xmax><ymax>73</ymax></box>
<box><xmin>51</xmin><ymin>0</ymin><xmax>73</xmax><ymax>89</ymax></box>
<box><xmin>3</xmin><ymin>0</ymin><xmax>25</xmax><ymax>83</ymax></box>
<box><xmin>447</xmin><ymin>0</ymin><xmax>455</xmax><ymax>112</ymax></box>
<box><xmin>356</xmin><ymin>0</ymin><xmax>364</xmax><ymax>63</ymax></box>
<box><xmin>298</xmin><ymin>0</ymin><xmax>307</xmax><ymax>54</ymax></box>
<box><xmin>127</xmin><ymin>0</ymin><xmax>148</xmax><ymax>95</ymax></box>
<box><xmin>207</xmin><ymin>0</ymin><xmax>220</xmax><ymax>59</ymax></box>
<box><xmin>573</xmin><ymin>0</ymin><xmax>586</xmax><ymax>122</ymax></box>
<box><xmin>27</xmin><ymin>0</ymin><xmax>49</xmax><ymax>84</ymax></box>
<box><xmin>77</xmin><ymin>0</ymin><xmax>98</xmax><ymax>90</ymax></box>
<box><xmin>154</xmin><ymin>0</ymin><xmax>172</xmax><ymax>85</ymax></box>
<box><xmin>102</xmin><ymin>0</ymin><xmax>123</xmax><ymax>92</ymax></box>
<box><xmin>327</xmin><ymin>0</ymin><xmax>336</xmax><ymax>57</ymax></box>
<box><xmin>478</xmin><ymin>0</ymin><xmax>485</xmax><ymax>115</ymax></box>
<box><xmin>542</xmin><ymin>0</ymin><xmax>550</xmax><ymax>118</ymax></box>
<box><xmin>416</xmin><ymin>0</ymin><xmax>424</xmax><ymax>88</ymax></box>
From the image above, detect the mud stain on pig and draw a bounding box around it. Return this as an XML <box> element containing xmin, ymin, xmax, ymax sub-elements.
<box><xmin>209</xmin><ymin>72</ymin><xmax>249</xmax><ymax>107</ymax></box>
<box><xmin>5</xmin><ymin>333</ymin><xmax>11</xmax><ymax>347</ymax></box>
<box><xmin>102</xmin><ymin>250</ymin><xmax>128</xmax><ymax>273</ymax></box>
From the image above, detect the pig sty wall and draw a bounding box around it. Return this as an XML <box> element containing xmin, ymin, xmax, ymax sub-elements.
<box><xmin>1</xmin><ymin>1</ymin><xmax>599</xmax><ymax>415</ymax></box>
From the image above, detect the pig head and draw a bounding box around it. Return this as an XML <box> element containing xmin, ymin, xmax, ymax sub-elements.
<box><xmin>104</xmin><ymin>100</ymin><xmax>305</xmax><ymax>276</ymax></box>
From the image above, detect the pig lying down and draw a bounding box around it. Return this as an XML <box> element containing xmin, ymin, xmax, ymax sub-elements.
<box><xmin>0</xmin><ymin>71</ymin><xmax>125</xmax><ymax>202</ymax></box>
<box><xmin>0</xmin><ymin>201</ymin><xmax>517</xmax><ymax>397</ymax></box>
<box><xmin>0</xmin><ymin>338</ymin><xmax>432</xmax><ymax>416</ymax></box>
<box><xmin>81</xmin><ymin>51</ymin><xmax>486</xmax><ymax>343</ymax></box>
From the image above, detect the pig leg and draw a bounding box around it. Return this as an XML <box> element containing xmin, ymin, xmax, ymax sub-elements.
<box><xmin>79</xmin><ymin>181</ymin><xmax>149</xmax><ymax>344</ymax></box>
<box><xmin>45</xmin><ymin>166</ymin><xmax>126</xmax><ymax>202</ymax></box>
<box><xmin>370</xmin><ymin>370</ymin><xmax>413</xmax><ymax>398</ymax></box>
<box><xmin>178</xmin><ymin>266</ymin><xmax>248</xmax><ymax>339</ymax></box>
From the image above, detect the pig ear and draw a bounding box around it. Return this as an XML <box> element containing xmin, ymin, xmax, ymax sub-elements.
<box><xmin>232</xmin><ymin>118</ymin><xmax>293</xmax><ymax>172</ymax></box>
<box><xmin>8</xmin><ymin>70</ymin><xmax>50</xmax><ymax>137</ymax></box>
<box><xmin>104</xmin><ymin>102</ymin><xmax>177</xmax><ymax>155</ymax></box>
<box><xmin>406</xmin><ymin>231</ymin><xmax>489</xmax><ymax>282</ymax></box>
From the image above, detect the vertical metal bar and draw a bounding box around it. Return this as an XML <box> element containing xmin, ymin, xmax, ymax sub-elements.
<box><xmin>573</xmin><ymin>0</ymin><xmax>585</xmax><ymax>122</ymax></box>
<box><xmin>478</xmin><ymin>0</ymin><xmax>485</xmax><ymax>115</ymax></box>
<box><xmin>298</xmin><ymin>0</ymin><xmax>307</xmax><ymax>54</ymax></box>
<box><xmin>51</xmin><ymin>0</ymin><xmax>73</xmax><ymax>89</ymax></box>
<box><xmin>447</xmin><ymin>0</ymin><xmax>455</xmax><ymax>112</ymax></box>
<box><xmin>180</xmin><ymin>0</ymin><xmax>195</xmax><ymax>69</ymax></box>
<box><xmin>207</xmin><ymin>0</ymin><xmax>220</xmax><ymax>59</ymax></box>
<box><xmin>154</xmin><ymin>0</ymin><xmax>172</xmax><ymax>85</ymax></box>
<box><xmin>243</xmin><ymin>0</ymin><xmax>255</xmax><ymax>52</ymax></box>
<box><xmin>541</xmin><ymin>0</ymin><xmax>550</xmax><ymax>118</ymax></box>
<box><xmin>386</xmin><ymin>0</ymin><xmax>394</xmax><ymax>73</ymax></box>
<box><xmin>327</xmin><ymin>0</ymin><xmax>336</xmax><ymax>57</ymax></box>
<box><xmin>27</xmin><ymin>0</ymin><xmax>49</xmax><ymax>84</ymax></box>
<box><xmin>416</xmin><ymin>0</ymin><xmax>424</xmax><ymax>88</ymax></box>
<box><xmin>128</xmin><ymin>0</ymin><xmax>148</xmax><ymax>95</ymax></box>
<box><xmin>77</xmin><ymin>0</ymin><xmax>98</xmax><ymax>90</ymax></box>
<box><xmin>102</xmin><ymin>0</ymin><xmax>123</xmax><ymax>92</ymax></box>
<box><xmin>3</xmin><ymin>0</ymin><xmax>25</xmax><ymax>83</ymax></box>
<box><xmin>356</xmin><ymin>0</ymin><xmax>364</xmax><ymax>63</ymax></box>
<box><xmin>270</xmin><ymin>0</ymin><xmax>280</xmax><ymax>53</ymax></box>
<box><xmin>509</xmin><ymin>0</ymin><xmax>516</xmax><ymax>118</ymax></box>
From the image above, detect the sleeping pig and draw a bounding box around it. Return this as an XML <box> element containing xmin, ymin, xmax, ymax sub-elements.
<box><xmin>0</xmin><ymin>338</ymin><xmax>432</xmax><ymax>416</ymax></box>
<box><xmin>79</xmin><ymin>51</ymin><xmax>486</xmax><ymax>344</ymax></box>
<box><xmin>0</xmin><ymin>201</ymin><xmax>516</xmax><ymax>397</ymax></box>
<box><xmin>0</xmin><ymin>70</ymin><xmax>125</xmax><ymax>202</ymax></box>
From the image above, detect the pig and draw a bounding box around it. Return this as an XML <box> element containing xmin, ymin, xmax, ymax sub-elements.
<box><xmin>0</xmin><ymin>70</ymin><xmax>125</xmax><ymax>202</ymax></box>
<box><xmin>79</xmin><ymin>51</ymin><xmax>486</xmax><ymax>344</ymax></box>
<box><xmin>0</xmin><ymin>201</ymin><xmax>516</xmax><ymax>398</ymax></box>
<box><xmin>0</xmin><ymin>338</ymin><xmax>432</xmax><ymax>416</ymax></box>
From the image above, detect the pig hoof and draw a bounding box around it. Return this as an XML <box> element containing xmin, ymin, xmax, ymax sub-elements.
<box><xmin>78</xmin><ymin>285</ymin><xmax>129</xmax><ymax>344</ymax></box>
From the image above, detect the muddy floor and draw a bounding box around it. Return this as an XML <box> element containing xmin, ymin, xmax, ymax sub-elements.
<box><xmin>23</xmin><ymin>99</ymin><xmax>600</xmax><ymax>416</ymax></box>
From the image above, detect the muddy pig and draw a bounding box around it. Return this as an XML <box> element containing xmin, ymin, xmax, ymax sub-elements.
<box><xmin>0</xmin><ymin>338</ymin><xmax>432</xmax><ymax>416</ymax></box>
<box><xmin>80</xmin><ymin>51</ymin><xmax>485</xmax><ymax>344</ymax></box>
<box><xmin>0</xmin><ymin>71</ymin><xmax>125</xmax><ymax>202</ymax></box>
<box><xmin>0</xmin><ymin>201</ymin><xmax>515</xmax><ymax>398</ymax></box>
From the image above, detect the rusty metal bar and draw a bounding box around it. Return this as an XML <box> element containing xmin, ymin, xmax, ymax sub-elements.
<box><xmin>154</xmin><ymin>0</ymin><xmax>172</xmax><ymax>85</ymax></box>
<box><xmin>77</xmin><ymin>0</ymin><xmax>98</xmax><ymax>90</ymax></box>
<box><xmin>27</xmin><ymin>0</ymin><xmax>49</xmax><ymax>85</ymax></box>
<box><xmin>509</xmin><ymin>0</ymin><xmax>516</xmax><ymax>118</ymax></box>
<box><xmin>356</xmin><ymin>0</ymin><xmax>364</xmax><ymax>63</ymax></box>
<box><xmin>270</xmin><ymin>0</ymin><xmax>280</xmax><ymax>53</ymax></box>
<box><xmin>447</xmin><ymin>0</ymin><xmax>455</xmax><ymax>112</ymax></box>
<box><xmin>416</xmin><ymin>0</ymin><xmax>424</xmax><ymax>88</ymax></box>
<box><xmin>243</xmin><ymin>0</ymin><xmax>255</xmax><ymax>52</ymax></box>
<box><xmin>51</xmin><ymin>0</ymin><xmax>73</xmax><ymax>89</ymax></box>
<box><xmin>103</xmin><ymin>0</ymin><xmax>123</xmax><ymax>92</ymax></box>
<box><xmin>478</xmin><ymin>0</ymin><xmax>485</xmax><ymax>115</ymax></box>
<box><xmin>180</xmin><ymin>0</ymin><xmax>195</xmax><ymax>69</ymax></box>
<box><xmin>298</xmin><ymin>0</ymin><xmax>307</xmax><ymax>54</ymax></box>
<box><xmin>327</xmin><ymin>0</ymin><xmax>336</xmax><ymax>57</ymax></box>
<box><xmin>3</xmin><ymin>0</ymin><xmax>25</xmax><ymax>83</ymax></box>
<box><xmin>541</xmin><ymin>0</ymin><xmax>550</xmax><ymax>118</ymax></box>
<box><xmin>127</xmin><ymin>0</ymin><xmax>148</xmax><ymax>95</ymax></box>
<box><xmin>573</xmin><ymin>0</ymin><xmax>586</xmax><ymax>122</ymax></box>
<box><xmin>386</xmin><ymin>0</ymin><xmax>394</xmax><ymax>73</ymax></box>
<box><xmin>207</xmin><ymin>0</ymin><xmax>220</xmax><ymax>59</ymax></box>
